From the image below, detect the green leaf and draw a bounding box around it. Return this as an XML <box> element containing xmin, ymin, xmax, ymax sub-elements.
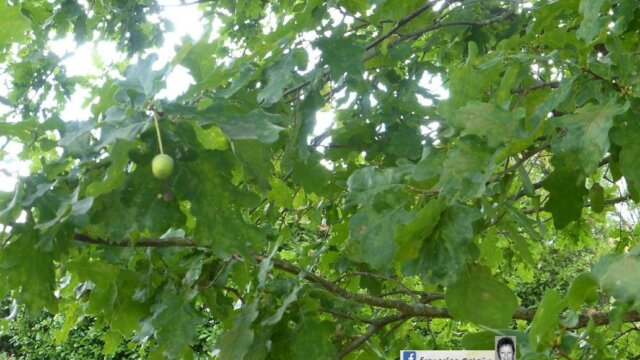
<box><xmin>101</xmin><ymin>330</ymin><xmax>123</xmax><ymax>355</ymax></box>
<box><xmin>216</xmin><ymin>63</ymin><xmax>256</xmax><ymax>99</ymax></box>
<box><xmin>0</xmin><ymin>2</ymin><xmax>30</xmax><ymax>52</ymax></box>
<box><xmin>290</xmin><ymin>318</ymin><xmax>337</xmax><ymax>358</ymax></box>
<box><xmin>171</xmin><ymin>104</ymin><xmax>287</xmax><ymax>144</ymax></box>
<box><xmin>257</xmin><ymin>52</ymin><xmax>295</xmax><ymax>106</ymax></box>
<box><xmin>394</xmin><ymin>198</ymin><xmax>446</xmax><ymax>262</ymax></box>
<box><xmin>193</xmin><ymin>123</ymin><xmax>229</xmax><ymax>150</ymax></box>
<box><xmin>542</xmin><ymin>160</ymin><xmax>587</xmax><ymax>229</ymax></box>
<box><xmin>589</xmin><ymin>183</ymin><xmax>605</xmax><ymax>213</ymax></box>
<box><xmin>123</xmin><ymin>54</ymin><xmax>166</xmax><ymax>97</ymax></box>
<box><xmin>567</xmin><ymin>272</ymin><xmax>599</xmax><ymax>309</ymax></box>
<box><xmin>592</xmin><ymin>251</ymin><xmax>640</xmax><ymax>306</ymax></box>
<box><xmin>529</xmin><ymin>77</ymin><xmax>576</xmax><ymax>130</ymax></box>
<box><xmin>0</xmin><ymin>227</ymin><xmax>57</xmax><ymax>314</ymax></box>
<box><xmin>528</xmin><ymin>289</ymin><xmax>567</xmax><ymax>351</ymax></box>
<box><xmin>445</xmin><ymin>264</ymin><xmax>519</xmax><ymax>328</ymax></box>
<box><xmin>97</xmin><ymin>111</ymin><xmax>149</xmax><ymax>148</ymax></box>
<box><xmin>262</xmin><ymin>285</ymin><xmax>301</xmax><ymax>325</ymax></box>
<box><xmin>577</xmin><ymin>0</ymin><xmax>604</xmax><ymax>43</ymax></box>
<box><xmin>286</xmin><ymin>78</ymin><xmax>324</xmax><ymax>162</ymax></box>
<box><xmin>610</xmin><ymin>120</ymin><xmax>640</xmax><ymax>201</ymax></box>
<box><xmin>314</xmin><ymin>35</ymin><xmax>365</xmax><ymax>85</ymax></box>
<box><xmin>140</xmin><ymin>290</ymin><xmax>203</xmax><ymax>358</ymax></box>
<box><xmin>85</xmin><ymin>140</ymin><xmax>134</xmax><ymax>197</ymax></box>
<box><xmin>412</xmin><ymin>146</ymin><xmax>446</xmax><ymax>182</ymax></box>
<box><xmin>0</xmin><ymin>184</ymin><xmax>24</xmax><ymax>224</ymax></box>
<box><xmin>118</xmin><ymin>164</ymin><xmax>186</xmax><ymax>237</ymax></box>
<box><xmin>0</xmin><ymin>121</ymin><xmax>37</xmax><ymax>142</ymax></box>
<box><xmin>551</xmin><ymin>100</ymin><xmax>628</xmax><ymax>176</ymax></box>
<box><xmin>291</xmin><ymin>152</ymin><xmax>335</xmax><ymax>196</ymax></box>
<box><xmin>217</xmin><ymin>301</ymin><xmax>259</xmax><ymax>360</ymax></box>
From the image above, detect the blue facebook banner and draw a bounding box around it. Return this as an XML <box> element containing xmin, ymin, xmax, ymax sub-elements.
<box><xmin>402</xmin><ymin>351</ymin><xmax>417</xmax><ymax>360</ymax></box>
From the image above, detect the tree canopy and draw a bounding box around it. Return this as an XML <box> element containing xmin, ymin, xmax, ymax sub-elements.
<box><xmin>1</xmin><ymin>0</ymin><xmax>640</xmax><ymax>358</ymax></box>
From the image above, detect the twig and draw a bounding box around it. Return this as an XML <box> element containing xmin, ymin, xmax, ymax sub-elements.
<box><xmin>487</xmin><ymin>143</ymin><xmax>551</xmax><ymax>184</ymax></box>
<box><xmin>511</xmin><ymin>81</ymin><xmax>560</xmax><ymax>95</ymax></box>
<box><xmin>338</xmin><ymin>312</ymin><xmax>411</xmax><ymax>358</ymax></box>
<box><xmin>607</xmin><ymin>323</ymin><xmax>639</xmax><ymax>346</ymax></box>
<box><xmin>365</xmin><ymin>1</ymin><xmax>438</xmax><ymax>51</ymax></box>
<box><xmin>402</xmin><ymin>8</ymin><xmax>516</xmax><ymax>41</ymax></box>
<box><xmin>334</xmin><ymin>271</ymin><xmax>420</xmax><ymax>302</ymax></box>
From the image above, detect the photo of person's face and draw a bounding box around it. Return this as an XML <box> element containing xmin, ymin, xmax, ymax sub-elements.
<box><xmin>498</xmin><ymin>344</ymin><xmax>514</xmax><ymax>360</ymax></box>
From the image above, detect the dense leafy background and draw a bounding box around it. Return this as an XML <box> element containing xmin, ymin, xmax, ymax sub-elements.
<box><xmin>1</xmin><ymin>0</ymin><xmax>640</xmax><ymax>359</ymax></box>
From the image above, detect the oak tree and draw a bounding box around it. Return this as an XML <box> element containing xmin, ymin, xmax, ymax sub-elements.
<box><xmin>1</xmin><ymin>0</ymin><xmax>640</xmax><ymax>358</ymax></box>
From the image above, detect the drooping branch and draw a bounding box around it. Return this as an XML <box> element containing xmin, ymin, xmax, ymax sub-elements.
<box><xmin>72</xmin><ymin>234</ymin><xmax>640</xmax><ymax>329</ymax></box>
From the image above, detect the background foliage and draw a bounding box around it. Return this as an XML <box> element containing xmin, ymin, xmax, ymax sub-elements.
<box><xmin>1</xmin><ymin>0</ymin><xmax>640</xmax><ymax>359</ymax></box>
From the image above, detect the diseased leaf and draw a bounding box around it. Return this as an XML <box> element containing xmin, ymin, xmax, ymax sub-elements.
<box><xmin>436</xmin><ymin>136</ymin><xmax>496</xmax><ymax>203</ymax></box>
<box><xmin>346</xmin><ymin>196</ymin><xmax>414</xmax><ymax>270</ymax></box>
<box><xmin>447</xmin><ymin>101</ymin><xmax>527</xmax><ymax>148</ymax></box>
<box><xmin>175</xmin><ymin>152</ymin><xmax>264</xmax><ymax>256</ymax></box>
<box><xmin>403</xmin><ymin>205</ymin><xmax>481</xmax><ymax>285</ymax></box>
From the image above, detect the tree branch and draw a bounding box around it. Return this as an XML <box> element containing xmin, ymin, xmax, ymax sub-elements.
<box><xmin>72</xmin><ymin>234</ymin><xmax>640</xmax><ymax>329</ymax></box>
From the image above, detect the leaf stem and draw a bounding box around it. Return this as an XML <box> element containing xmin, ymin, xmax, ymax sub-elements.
<box><xmin>153</xmin><ymin>112</ymin><xmax>165</xmax><ymax>154</ymax></box>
